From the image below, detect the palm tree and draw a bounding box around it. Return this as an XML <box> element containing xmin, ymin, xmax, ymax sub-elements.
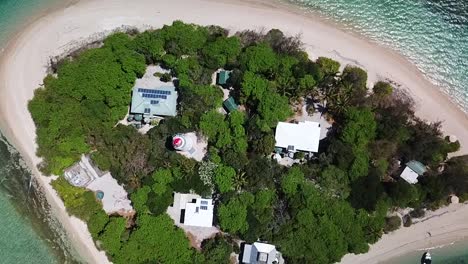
<box><xmin>326</xmin><ymin>82</ymin><xmax>353</xmax><ymax>115</ymax></box>
<box><xmin>233</xmin><ymin>171</ymin><xmax>247</xmax><ymax>192</ymax></box>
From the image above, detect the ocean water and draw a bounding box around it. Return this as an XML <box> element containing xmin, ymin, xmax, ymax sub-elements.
<box><xmin>289</xmin><ymin>0</ymin><xmax>468</xmax><ymax>113</ymax></box>
<box><xmin>382</xmin><ymin>239</ymin><xmax>468</xmax><ymax>264</ymax></box>
<box><xmin>0</xmin><ymin>134</ymin><xmax>77</xmax><ymax>263</ymax></box>
<box><xmin>0</xmin><ymin>0</ymin><xmax>79</xmax><ymax>263</ymax></box>
<box><xmin>0</xmin><ymin>0</ymin><xmax>58</xmax><ymax>42</ymax></box>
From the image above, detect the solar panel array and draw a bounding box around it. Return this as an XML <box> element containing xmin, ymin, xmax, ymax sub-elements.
<box><xmin>144</xmin><ymin>108</ymin><xmax>150</xmax><ymax>114</ymax></box>
<box><xmin>200</xmin><ymin>206</ymin><xmax>208</xmax><ymax>210</ymax></box>
<box><xmin>150</xmin><ymin>100</ymin><xmax>159</xmax><ymax>105</ymax></box>
<box><xmin>201</xmin><ymin>200</ymin><xmax>208</xmax><ymax>205</ymax></box>
<box><xmin>138</xmin><ymin>88</ymin><xmax>172</xmax><ymax>95</ymax></box>
<box><xmin>142</xmin><ymin>93</ymin><xmax>167</xmax><ymax>99</ymax></box>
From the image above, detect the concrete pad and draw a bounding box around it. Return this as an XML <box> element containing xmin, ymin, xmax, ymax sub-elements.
<box><xmin>87</xmin><ymin>173</ymin><xmax>134</xmax><ymax>215</ymax></box>
<box><xmin>175</xmin><ymin>132</ymin><xmax>207</xmax><ymax>162</ymax></box>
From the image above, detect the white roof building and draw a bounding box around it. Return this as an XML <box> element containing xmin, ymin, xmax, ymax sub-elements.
<box><xmin>171</xmin><ymin>193</ymin><xmax>214</xmax><ymax>228</ymax></box>
<box><xmin>400</xmin><ymin>160</ymin><xmax>427</xmax><ymax>184</ymax></box>
<box><xmin>242</xmin><ymin>242</ymin><xmax>284</xmax><ymax>264</ymax></box>
<box><xmin>400</xmin><ymin>166</ymin><xmax>419</xmax><ymax>184</ymax></box>
<box><xmin>172</xmin><ymin>132</ymin><xmax>208</xmax><ymax>162</ymax></box>
<box><xmin>275</xmin><ymin>121</ymin><xmax>321</xmax><ymax>153</ymax></box>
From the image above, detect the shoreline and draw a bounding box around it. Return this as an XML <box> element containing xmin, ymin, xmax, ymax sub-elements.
<box><xmin>0</xmin><ymin>0</ymin><xmax>467</xmax><ymax>263</ymax></box>
<box><xmin>341</xmin><ymin>203</ymin><xmax>468</xmax><ymax>263</ymax></box>
<box><xmin>0</xmin><ymin>133</ymin><xmax>76</xmax><ymax>263</ymax></box>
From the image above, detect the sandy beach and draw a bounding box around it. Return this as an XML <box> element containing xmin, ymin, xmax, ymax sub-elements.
<box><xmin>0</xmin><ymin>0</ymin><xmax>468</xmax><ymax>263</ymax></box>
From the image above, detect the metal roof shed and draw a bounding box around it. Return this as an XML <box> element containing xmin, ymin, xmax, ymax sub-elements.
<box><xmin>406</xmin><ymin>160</ymin><xmax>427</xmax><ymax>175</ymax></box>
<box><xmin>223</xmin><ymin>97</ymin><xmax>238</xmax><ymax>113</ymax></box>
<box><xmin>130</xmin><ymin>86</ymin><xmax>178</xmax><ymax>117</ymax></box>
<box><xmin>217</xmin><ymin>70</ymin><xmax>231</xmax><ymax>85</ymax></box>
<box><xmin>241</xmin><ymin>242</ymin><xmax>284</xmax><ymax>264</ymax></box>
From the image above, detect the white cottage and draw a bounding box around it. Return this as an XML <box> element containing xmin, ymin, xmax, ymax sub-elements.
<box><xmin>275</xmin><ymin>121</ymin><xmax>321</xmax><ymax>153</ymax></box>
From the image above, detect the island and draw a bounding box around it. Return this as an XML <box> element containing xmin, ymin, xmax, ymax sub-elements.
<box><xmin>23</xmin><ymin>20</ymin><xmax>468</xmax><ymax>264</ymax></box>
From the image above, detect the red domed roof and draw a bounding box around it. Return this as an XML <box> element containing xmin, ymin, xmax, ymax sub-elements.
<box><xmin>173</xmin><ymin>137</ymin><xmax>183</xmax><ymax>147</ymax></box>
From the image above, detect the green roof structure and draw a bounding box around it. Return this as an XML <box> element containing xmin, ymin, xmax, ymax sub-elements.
<box><xmin>130</xmin><ymin>86</ymin><xmax>178</xmax><ymax>117</ymax></box>
<box><xmin>223</xmin><ymin>97</ymin><xmax>238</xmax><ymax>113</ymax></box>
<box><xmin>406</xmin><ymin>160</ymin><xmax>427</xmax><ymax>175</ymax></box>
<box><xmin>217</xmin><ymin>70</ymin><xmax>231</xmax><ymax>85</ymax></box>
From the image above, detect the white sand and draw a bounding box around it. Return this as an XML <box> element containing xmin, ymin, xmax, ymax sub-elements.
<box><xmin>0</xmin><ymin>0</ymin><xmax>468</xmax><ymax>263</ymax></box>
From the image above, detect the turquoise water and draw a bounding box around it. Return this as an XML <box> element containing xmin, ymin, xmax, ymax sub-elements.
<box><xmin>383</xmin><ymin>240</ymin><xmax>468</xmax><ymax>263</ymax></box>
<box><xmin>0</xmin><ymin>0</ymin><xmax>58</xmax><ymax>43</ymax></box>
<box><xmin>0</xmin><ymin>192</ymin><xmax>56</xmax><ymax>263</ymax></box>
<box><xmin>289</xmin><ymin>0</ymin><xmax>468</xmax><ymax>112</ymax></box>
<box><xmin>0</xmin><ymin>134</ymin><xmax>76</xmax><ymax>263</ymax></box>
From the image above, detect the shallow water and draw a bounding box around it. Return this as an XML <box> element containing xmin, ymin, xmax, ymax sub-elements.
<box><xmin>0</xmin><ymin>134</ymin><xmax>78</xmax><ymax>263</ymax></box>
<box><xmin>0</xmin><ymin>0</ymin><xmax>53</xmax><ymax>42</ymax></box>
<box><xmin>382</xmin><ymin>239</ymin><xmax>468</xmax><ymax>263</ymax></box>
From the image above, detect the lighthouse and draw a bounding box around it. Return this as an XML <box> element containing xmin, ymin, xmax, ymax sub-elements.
<box><xmin>173</xmin><ymin>134</ymin><xmax>194</xmax><ymax>152</ymax></box>
<box><xmin>171</xmin><ymin>132</ymin><xmax>207</xmax><ymax>161</ymax></box>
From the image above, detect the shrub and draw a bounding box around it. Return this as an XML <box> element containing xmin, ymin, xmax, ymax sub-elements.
<box><xmin>160</xmin><ymin>73</ymin><xmax>172</xmax><ymax>82</ymax></box>
<box><xmin>294</xmin><ymin>152</ymin><xmax>305</xmax><ymax>160</ymax></box>
<box><xmin>383</xmin><ymin>215</ymin><xmax>401</xmax><ymax>233</ymax></box>
<box><xmin>373</xmin><ymin>81</ymin><xmax>393</xmax><ymax>97</ymax></box>
<box><xmin>409</xmin><ymin>208</ymin><xmax>425</xmax><ymax>218</ymax></box>
<box><xmin>402</xmin><ymin>214</ymin><xmax>412</xmax><ymax>227</ymax></box>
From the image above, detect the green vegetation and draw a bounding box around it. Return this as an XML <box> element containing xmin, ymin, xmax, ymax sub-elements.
<box><xmin>200</xmin><ymin>235</ymin><xmax>234</xmax><ymax>264</ymax></box>
<box><xmin>383</xmin><ymin>215</ymin><xmax>401</xmax><ymax>233</ymax></box>
<box><xmin>29</xmin><ymin>21</ymin><xmax>466</xmax><ymax>264</ymax></box>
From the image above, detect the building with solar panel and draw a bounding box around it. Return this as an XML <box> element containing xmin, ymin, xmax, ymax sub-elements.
<box><xmin>169</xmin><ymin>193</ymin><xmax>214</xmax><ymax>228</ymax></box>
<box><xmin>130</xmin><ymin>86</ymin><xmax>178</xmax><ymax>117</ymax></box>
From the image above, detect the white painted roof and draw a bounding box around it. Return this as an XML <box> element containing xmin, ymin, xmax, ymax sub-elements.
<box><xmin>63</xmin><ymin>155</ymin><xmax>98</xmax><ymax>187</ymax></box>
<box><xmin>275</xmin><ymin>121</ymin><xmax>321</xmax><ymax>152</ymax></box>
<box><xmin>400</xmin><ymin>166</ymin><xmax>419</xmax><ymax>184</ymax></box>
<box><xmin>183</xmin><ymin>196</ymin><xmax>214</xmax><ymax>228</ymax></box>
<box><xmin>242</xmin><ymin>242</ymin><xmax>279</xmax><ymax>264</ymax></box>
<box><xmin>253</xmin><ymin>242</ymin><xmax>276</xmax><ymax>254</ymax></box>
<box><xmin>242</xmin><ymin>244</ymin><xmax>253</xmax><ymax>263</ymax></box>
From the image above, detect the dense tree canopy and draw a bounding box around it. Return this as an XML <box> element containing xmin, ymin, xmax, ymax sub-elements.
<box><xmin>29</xmin><ymin>34</ymin><xmax>146</xmax><ymax>174</ymax></box>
